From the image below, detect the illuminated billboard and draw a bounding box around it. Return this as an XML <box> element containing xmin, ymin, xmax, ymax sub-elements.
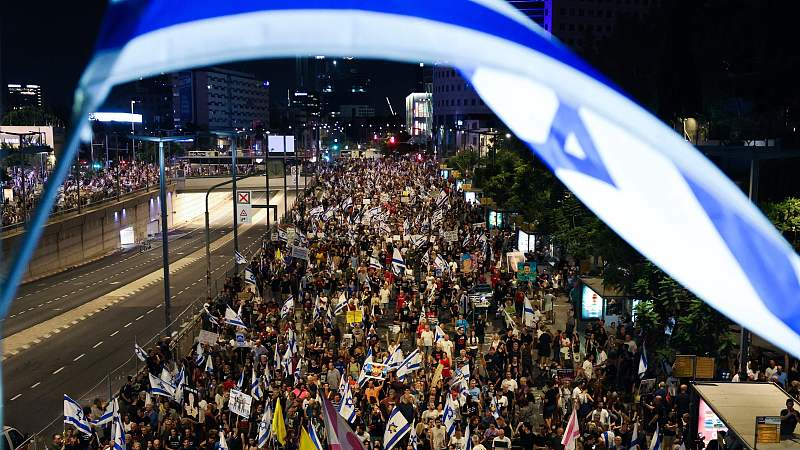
<box><xmin>89</xmin><ymin>112</ymin><xmax>142</xmax><ymax>123</ymax></box>
<box><xmin>580</xmin><ymin>285</ymin><xmax>604</xmax><ymax>320</ymax></box>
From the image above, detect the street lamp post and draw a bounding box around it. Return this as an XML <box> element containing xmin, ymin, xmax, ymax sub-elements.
<box><xmin>133</xmin><ymin>135</ymin><xmax>193</xmax><ymax>335</ymax></box>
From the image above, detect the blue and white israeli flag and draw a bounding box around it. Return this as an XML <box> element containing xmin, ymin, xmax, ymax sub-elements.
<box><xmin>91</xmin><ymin>398</ymin><xmax>116</xmax><ymax>426</ymax></box>
<box><xmin>396</xmin><ymin>348</ymin><xmax>422</xmax><ymax>380</ymax></box>
<box><xmin>383</xmin><ymin>407</ymin><xmax>411</xmax><ymax>450</ymax></box>
<box><xmin>224</xmin><ymin>305</ymin><xmax>247</xmax><ymax>329</ymax></box>
<box><xmin>257</xmin><ymin>406</ymin><xmax>272</xmax><ymax>448</ymax></box>
<box><xmin>244</xmin><ymin>268</ymin><xmax>257</xmax><ymax>285</ymax></box>
<box><xmin>434</xmin><ymin>325</ymin><xmax>446</xmax><ymax>343</ymax></box>
<box><xmin>235</xmin><ymin>250</ymin><xmax>248</xmax><ymax>265</ymax></box>
<box><xmin>2</xmin><ymin>0</ymin><xmax>794</xmax><ymax>362</ymax></box>
<box><xmin>112</xmin><ymin>406</ymin><xmax>126</xmax><ymax>450</ymax></box>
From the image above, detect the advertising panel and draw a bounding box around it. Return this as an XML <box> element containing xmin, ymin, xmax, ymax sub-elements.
<box><xmin>580</xmin><ymin>285</ymin><xmax>604</xmax><ymax>320</ymax></box>
<box><xmin>697</xmin><ymin>398</ymin><xmax>727</xmax><ymax>444</ymax></box>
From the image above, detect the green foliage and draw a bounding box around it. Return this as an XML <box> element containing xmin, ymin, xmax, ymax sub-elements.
<box><xmin>1</xmin><ymin>107</ymin><xmax>63</xmax><ymax>127</ymax></box>
<box><xmin>448</xmin><ymin>149</ymin><xmax>479</xmax><ymax>179</ymax></box>
<box><xmin>762</xmin><ymin>198</ymin><xmax>800</xmax><ymax>248</ymax></box>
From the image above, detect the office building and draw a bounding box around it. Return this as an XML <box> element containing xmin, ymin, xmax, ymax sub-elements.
<box><xmin>172</xmin><ymin>67</ymin><xmax>270</xmax><ymax>131</ymax></box>
<box><xmin>340</xmin><ymin>104</ymin><xmax>375</xmax><ymax>120</ymax></box>
<box><xmin>134</xmin><ymin>75</ymin><xmax>174</xmax><ymax>130</ymax></box>
<box><xmin>544</xmin><ymin>0</ymin><xmax>661</xmax><ymax>52</ymax></box>
<box><xmin>405</xmin><ymin>93</ymin><xmax>432</xmax><ymax>137</ymax></box>
<box><xmin>6</xmin><ymin>84</ymin><xmax>43</xmax><ymax>110</ymax></box>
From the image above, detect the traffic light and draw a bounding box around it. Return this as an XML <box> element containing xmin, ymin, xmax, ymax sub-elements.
<box><xmin>389</xmin><ymin>136</ymin><xmax>396</xmax><ymax>145</ymax></box>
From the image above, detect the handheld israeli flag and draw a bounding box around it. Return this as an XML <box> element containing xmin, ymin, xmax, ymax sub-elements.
<box><xmin>280</xmin><ymin>296</ymin><xmax>294</xmax><ymax>319</ymax></box>
<box><xmin>91</xmin><ymin>398</ymin><xmax>117</xmax><ymax>427</ymax></box>
<box><xmin>369</xmin><ymin>255</ymin><xmax>383</xmax><ymax>270</ymax></box>
<box><xmin>218</xmin><ymin>430</ymin><xmax>228</xmax><ymax>450</ymax></box>
<box><xmin>337</xmin><ymin>380</ymin><xmax>357</xmax><ymax>423</ymax></box>
<box><xmin>235</xmin><ymin>250</ymin><xmax>248</xmax><ymax>265</ymax></box>
<box><xmin>149</xmin><ymin>372</ymin><xmax>175</xmax><ymax>397</ymax></box>
<box><xmin>648</xmin><ymin>424</ymin><xmax>661</xmax><ymax>450</ymax></box>
<box><xmin>195</xmin><ymin>342</ymin><xmax>205</xmax><ymax>367</ymax></box>
<box><xmin>464</xmin><ymin>424</ymin><xmax>473</xmax><ymax>450</ymax></box>
<box><xmin>224</xmin><ymin>305</ymin><xmax>247</xmax><ymax>328</ymax></box>
<box><xmin>409</xmin><ymin>422</ymin><xmax>419</xmax><ymax>450</ymax></box>
<box><xmin>174</xmin><ymin>366</ymin><xmax>186</xmax><ymax>403</ymax></box>
<box><xmin>629</xmin><ymin>423</ymin><xmax>640</xmax><ymax>450</ymax></box>
<box><xmin>306</xmin><ymin>422</ymin><xmax>325</xmax><ymax>450</ymax></box>
<box><xmin>523</xmin><ymin>297</ymin><xmax>536</xmax><ymax>328</ymax></box>
<box><xmin>442</xmin><ymin>393</ymin><xmax>458</xmax><ymax>435</ymax></box>
<box><xmin>134</xmin><ymin>342</ymin><xmax>148</xmax><ymax>362</ymax></box>
<box><xmin>244</xmin><ymin>268</ymin><xmax>257</xmax><ymax>285</ymax></box>
<box><xmin>357</xmin><ymin>349</ymin><xmax>374</xmax><ymax>387</ymax></box>
<box><xmin>420</xmin><ymin>251</ymin><xmax>430</xmax><ymax>268</ymax></box>
<box><xmin>434</xmin><ymin>325</ymin><xmax>447</xmax><ymax>343</ymax></box>
<box><xmin>384</xmin><ymin>345</ymin><xmax>405</xmax><ymax>370</ymax></box>
<box><xmin>205</xmin><ymin>353</ymin><xmax>214</xmax><ymax>374</ymax></box>
<box><xmin>236</xmin><ymin>368</ymin><xmax>245</xmax><ymax>390</ymax></box>
<box><xmin>384</xmin><ymin>407</ymin><xmax>411</xmax><ymax>450</ymax></box>
<box><xmin>251</xmin><ymin>367</ymin><xmax>263</xmax><ymax>400</ymax></box>
<box><xmin>287</xmin><ymin>328</ymin><xmax>299</xmax><ymax>355</ymax></box>
<box><xmin>257</xmin><ymin>405</ymin><xmax>272</xmax><ymax>448</ymax></box>
<box><xmin>334</xmin><ymin>293</ymin><xmax>348</xmax><ymax>316</ymax></box>
<box><xmin>391</xmin><ymin>248</ymin><xmax>406</xmax><ymax>276</ymax></box>
<box><xmin>490</xmin><ymin>395</ymin><xmax>500</xmax><ymax>420</ymax></box>
<box><xmin>434</xmin><ymin>254</ymin><xmax>449</xmax><ymax>272</ymax></box>
<box><xmin>1</xmin><ymin>0</ymin><xmax>796</xmax><ymax>388</ymax></box>
<box><xmin>111</xmin><ymin>407</ymin><xmax>126</xmax><ymax>450</ymax></box>
<box><xmin>638</xmin><ymin>343</ymin><xmax>648</xmax><ymax>379</ymax></box>
<box><xmin>396</xmin><ymin>349</ymin><xmax>422</xmax><ymax>379</ymax></box>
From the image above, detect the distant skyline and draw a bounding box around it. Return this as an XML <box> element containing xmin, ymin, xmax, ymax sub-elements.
<box><xmin>1</xmin><ymin>1</ymin><xmax>423</xmax><ymax>119</ymax></box>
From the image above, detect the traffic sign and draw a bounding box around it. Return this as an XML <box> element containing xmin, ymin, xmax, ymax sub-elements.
<box><xmin>237</xmin><ymin>190</ymin><xmax>252</xmax><ymax>224</ymax></box>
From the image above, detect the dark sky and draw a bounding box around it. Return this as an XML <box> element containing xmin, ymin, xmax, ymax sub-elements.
<box><xmin>1</xmin><ymin>1</ymin><xmax>420</xmax><ymax>118</ymax></box>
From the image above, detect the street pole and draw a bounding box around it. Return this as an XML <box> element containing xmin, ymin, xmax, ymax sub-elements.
<box><xmin>283</xmin><ymin>134</ymin><xmax>288</xmax><ymax>220</ymax></box>
<box><xmin>739</xmin><ymin>157</ymin><xmax>759</xmax><ymax>380</ymax></box>
<box><xmin>231</xmin><ymin>137</ymin><xmax>239</xmax><ymax>254</ymax></box>
<box><xmin>265</xmin><ymin>134</ymin><xmax>271</xmax><ymax>230</ymax></box>
<box><xmin>206</xmin><ymin>173</ymin><xmax>252</xmax><ymax>297</ymax></box>
<box><xmin>158</xmin><ymin>141</ymin><xmax>172</xmax><ymax>335</ymax></box>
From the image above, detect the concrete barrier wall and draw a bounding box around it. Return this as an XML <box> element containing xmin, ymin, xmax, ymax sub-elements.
<box><xmin>1</xmin><ymin>185</ymin><xmax>177</xmax><ymax>283</ymax></box>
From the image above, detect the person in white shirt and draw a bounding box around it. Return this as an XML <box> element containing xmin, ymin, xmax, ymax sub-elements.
<box><xmin>420</xmin><ymin>325</ymin><xmax>434</xmax><ymax>361</ymax></box>
<box><xmin>438</xmin><ymin>334</ymin><xmax>454</xmax><ymax>360</ymax></box>
<box><xmin>471</xmin><ymin>436</ymin><xmax>486</xmax><ymax>450</ymax></box>
<box><xmin>591</xmin><ymin>402</ymin><xmax>611</xmax><ymax>428</ymax></box>
<box><xmin>583</xmin><ymin>354</ymin><xmax>595</xmax><ymax>380</ymax></box>
<box><xmin>491</xmin><ymin>430</ymin><xmax>512</xmax><ymax>449</ymax></box>
<box><xmin>450</xmin><ymin>429</ymin><xmax>466</xmax><ymax>450</ymax></box>
<box><xmin>501</xmin><ymin>373</ymin><xmax>518</xmax><ymax>393</ymax></box>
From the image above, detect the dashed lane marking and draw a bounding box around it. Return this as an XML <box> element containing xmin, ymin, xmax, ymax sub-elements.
<box><xmin>92</xmin><ymin>341</ymin><xmax>103</xmax><ymax>348</ymax></box>
<box><xmin>52</xmin><ymin>366</ymin><xmax>65</xmax><ymax>374</ymax></box>
<box><xmin>110</xmin><ymin>330</ymin><xmax>120</xmax><ymax>337</ymax></box>
<box><xmin>73</xmin><ymin>353</ymin><xmax>85</xmax><ymax>361</ymax></box>
<box><xmin>30</xmin><ymin>382</ymin><xmax>41</xmax><ymax>389</ymax></box>
<box><xmin>10</xmin><ymin>394</ymin><xmax>22</xmax><ymax>401</ymax></box>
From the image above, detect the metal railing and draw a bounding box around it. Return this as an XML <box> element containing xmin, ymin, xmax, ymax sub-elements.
<box><xmin>17</xmin><ymin>264</ymin><xmax>238</xmax><ymax>450</ymax></box>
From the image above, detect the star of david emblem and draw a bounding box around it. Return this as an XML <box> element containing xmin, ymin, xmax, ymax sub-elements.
<box><xmin>388</xmin><ymin>424</ymin><xmax>399</xmax><ymax>434</ymax></box>
<box><xmin>345</xmin><ymin>397</ymin><xmax>354</xmax><ymax>407</ymax></box>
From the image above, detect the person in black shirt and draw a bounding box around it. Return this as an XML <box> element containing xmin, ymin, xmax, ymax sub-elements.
<box><xmin>781</xmin><ymin>398</ymin><xmax>800</xmax><ymax>438</ymax></box>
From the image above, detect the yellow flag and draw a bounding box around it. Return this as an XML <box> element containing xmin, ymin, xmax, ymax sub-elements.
<box><xmin>271</xmin><ymin>400</ymin><xmax>287</xmax><ymax>445</ymax></box>
<box><xmin>299</xmin><ymin>427</ymin><xmax>316</xmax><ymax>450</ymax></box>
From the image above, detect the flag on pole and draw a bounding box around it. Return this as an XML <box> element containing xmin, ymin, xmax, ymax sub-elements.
<box><xmin>561</xmin><ymin>406</ymin><xmax>580</xmax><ymax>450</ymax></box>
<box><xmin>383</xmin><ymin>407</ymin><xmax>411</xmax><ymax>450</ymax></box>
<box><xmin>244</xmin><ymin>267</ymin><xmax>257</xmax><ymax>285</ymax></box>
<box><xmin>174</xmin><ymin>366</ymin><xmax>186</xmax><ymax>403</ymax></box>
<box><xmin>257</xmin><ymin>406</ymin><xmax>272</xmax><ymax>448</ymax></box>
<box><xmin>434</xmin><ymin>325</ymin><xmax>446</xmax><ymax>343</ymax></box>
<box><xmin>648</xmin><ymin>424</ymin><xmax>661</xmax><ymax>450</ymax></box>
<box><xmin>320</xmin><ymin>394</ymin><xmax>366</xmax><ymax>450</ymax></box>
<box><xmin>195</xmin><ymin>342</ymin><xmax>205</xmax><ymax>366</ymax></box>
<box><xmin>629</xmin><ymin>422</ymin><xmax>640</xmax><ymax>450</ymax></box>
<box><xmin>251</xmin><ymin>367</ymin><xmax>262</xmax><ymax>400</ymax></box>
<box><xmin>409</xmin><ymin>422</ymin><xmax>419</xmax><ymax>450</ymax></box>
<box><xmin>299</xmin><ymin>424</ymin><xmax>324</xmax><ymax>450</ymax></box>
<box><xmin>224</xmin><ymin>305</ymin><xmax>247</xmax><ymax>328</ymax></box>
<box><xmin>218</xmin><ymin>431</ymin><xmax>228</xmax><ymax>450</ymax></box>
<box><xmin>64</xmin><ymin>394</ymin><xmax>92</xmax><ymax>436</ymax></box>
<box><xmin>338</xmin><ymin>379</ymin><xmax>356</xmax><ymax>423</ymax></box>
<box><xmin>271</xmin><ymin>398</ymin><xmax>287</xmax><ymax>445</ymax></box>
<box><xmin>396</xmin><ymin>349</ymin><xmax>422</xmax><ymax>379</ymax></box>
<box><xmin>443</xmin><ymin>393</ymin><xmax>458</xmax><ymax>435</ymax></box>
<box><xmin>280</xmin><ymin>296</ymin><xmax>294</xmax><ymax>319</ymax></box>
<box><xmin>369</xmin><ymin>255</ymin><xmax>383</xmax><ymax>270</ymax></box>
<box><xmin>334</xmin><ymin>293</ymin><xmax>348</xmax><ymax>315</ymax></box>
<box><xmin>384</xmin><ymin>346</ymin><xmax>404</xmax><ymax>369</ymax></box>
<box><xmin>235</xmin><ymin>250</ymin><xmax>248</xmax><ymax>265</ymax></box>
<box><xmin>111</xmin><ymin>404</ymin><xmax>126</xmax><ymax>450</ymax></box>
<box><xmin>134</xmin><ymin>342</ymin><xmax>148</xmax><ymax>362</ymax></box>
<box><xmin>357</xmin><ymin>349</ymin><xmax>374</xmax><ymax>386</ymax></box>
<box><xmin>92</xmin><ymin>398</ymin><xmax>116</xmax><ymax>426</ymax></box>
<box><xmin>203</xmin><ymin>305</ymin><xmax>219</xmax><ymax>326</ymax></box>
<box><xmin>434</xmin><ymin>254</ymin><xmax>449</xmax><ymax>272</ymax></box>
<box><xmin>391</xmin><ymin>248</ymin><xmax>406</xmax><ymax>275</ymax></box>
<box><xmin>638</xmin><ymin>343</ymin><xmax>648</xmax><ymax>379</ymax></box>
<box><xmin>523</xmin><ymin>296</ymin><xmax>536</xmax><ymax>328</ymax></box>
<box><xmin>464</xmin><ymin>424</ymin><xmax>473</xmax><ymax>450</ymax></box>
<box><xmin>149</xmin><ymin>372</ymin><xmax>175</xmax><ymax>397</ymax></box>
<box><xmin>205</xmin><ymin>353</ymin><xmax>214</xmax><ymax>374</ymax></box>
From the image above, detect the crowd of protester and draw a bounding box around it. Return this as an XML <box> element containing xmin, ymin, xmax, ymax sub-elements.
<box><xmin>2</xmin><ymin>163</ymin><xmax>169</xmax><ymax>226</ymax></box>
<box><xmin>59</xmin><ymin>156</ymin><xmax>764</xmax><ymax>450</ymax></box>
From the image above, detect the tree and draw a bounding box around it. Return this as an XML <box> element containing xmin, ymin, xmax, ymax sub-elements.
<box><xmin>1</xmin><ymin>106</ymin><xmax>64</xmax><ymax>127</ymax></box>
<box><xmin>762</xmin><ymin>198</ymin><xmax>800</xmax><ymax>248</ymax></box>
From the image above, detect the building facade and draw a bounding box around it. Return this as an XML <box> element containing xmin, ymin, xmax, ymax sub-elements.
<box><xmin>172</xmin><ymin>68</ymin><xmax>270</xmax><ymax>131</ymax></box>
<box><xmin>340</xmin><ymin>104</ymin><xmax>376</xmax><ymax>121</ymax></box>
<box><xmin>405</xmin><ymin>93</ymin><xmax>432</xmax><ymax>137</ymax></box>
<box><xmin>6</xmin><ymin>84</ymin><xmax>43</xmax><ymax>110</ymax></box>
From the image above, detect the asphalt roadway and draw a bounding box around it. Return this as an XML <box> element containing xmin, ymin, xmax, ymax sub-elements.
<box><xmin>2</xmin><ymin>189</ymin><xmax>295</xmax><ymax>434</ymax></box>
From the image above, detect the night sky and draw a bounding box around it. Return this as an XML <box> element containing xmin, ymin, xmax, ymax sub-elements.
<box><xmin>1</xmin><ymin>1</ymin><xmax>420</xmax><ymax>119</ymax></box>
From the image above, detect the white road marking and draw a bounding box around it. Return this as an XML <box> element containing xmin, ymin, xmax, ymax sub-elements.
<box><xmin>10</xmin><ymin>394</ymin><xmax>22</xmax><ymax>401</ymax></box>
<box><xmin>52</xmin><ymin>366</ymin><xmax>65</xmax><ymax>374</ymax></box>
<box><xmin>93</xmin><ymin>341</ymin><xmax>104</xmax><ymax>348</ymax></box>
<box><xmin>136</xmin><ymin>315</ymin><xmax>144</xmax><ymax>321</ymax></box>
<box><xmin>30</xmin><ymin>382</ymin><xmax>41</xmax><ymax>389</ymax></box>
<box><xmin>110</xmin><ymin>330</ymin><xmax>120</xmax><ymax>337</ymax></box>
<box><xmin>124</xmin><ymin>322</ymin><xmax>132</xmax><ymax>328</ymax></box>
<box><xmin>74</xmin><ymin>353</ymin><xmax>85</xmax><ymax>361</ymax></box>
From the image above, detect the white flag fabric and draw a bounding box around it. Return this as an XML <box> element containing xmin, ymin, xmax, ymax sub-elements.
<box><xmin>648</xmin><ymin>424</ymin><xmax>661</xmax><ymax>450</ymax></box>
<box><xmin>391</xmin><ymin>248</ymin><xmax>406</xmax><ymax>275</ymax></box>
<box><xmin>244</xmin><ymin>268</ymin><xmax>257</xmax><ymax>285</ymax></box>
<box><xmin>235</xmin><ymin>250</ymin><xmax>248</xmax><ymax>265</ymax></box>
<box><xmin>280</xmin><ymin>296</ymin><xmax>294</xmax><ymax>319</ymax></box>
<box><xmin>396</xmin><ymin>349</ymin><xmax>422</xmax><ymax>379</ymax></box>
<box><xmin>434</xmin><ymin>325</ymin><xmax>446</xmax><ymax>343</ymax></box>
<box><xmin>149</xmin><ymin>372</ymin><xmax>175</xmax><ymax>397</ymax></box>
<box><xmin>257</xmin><ymin>406</ymin><xmax>272</xmax><ymax>448</ymax></box>
<box><xmin>629</xmin><ymin>423</ymin><xmax>640</xmax><ymax>450</ymax></box>
<box><xmin>64</xmin><ymin>394</ymin><xmax>92</xmax><ymax>435</ymax></box>
<box><xmin>338</xmin><ymin>379</ymin><xmax>357</xmax><ymax>423</ymax></box>
<box><xmin>92</xmin><ymin>398</ymin><xmax>116</xmax><ymax>426</ymax></box>
<box><xmin>111</xmin><ymin>405</ymin><xmax>126</xmax><ymax>450</ymax></box>
<box><xmin>409</xmin><ymin>422</ymin><xmax>419</xmax><ymax>450</ymax></box>
<box><xmin>561</xmin><ymin>407</ymin><xmax>580</xmax><ymax>450</ymax></box>
<box><xmin>638</xmin><ymin>344</ymin><xmax>648</xmax><ymax>379</ymax></box>
<box><xmin>225</xmin><ymin>305</ymin><xmax>247</xmax><ymax>328</ymax></box>
<box><xmin>134</xmin><ymin>343</ymin><xmax>148</xmax><ymax>362</ymax></box>
<box><xmin>383</xmin><ymin>407</ymin><xmax>411</xmax><ymax>450</ymax></box>
<box><xmin>443</xmin><ymin>394</ymin><xmax>458</xmax><ymax>435</ymax></box>
<box><xmin>218</xmin><ymin>431</ymin><xmax>228</xmax><ymax>450</ymax></box>
<box><xmin>523</xmin><ymin>296</ymin><xmax>536</xmax><ymax>328</ymax></box>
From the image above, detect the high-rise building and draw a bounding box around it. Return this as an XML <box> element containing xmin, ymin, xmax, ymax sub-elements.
<box><xmin>6</xmin><ymin>84</ymin><xmax>43</xmax><ymax>110</ymax></box>
<box><xmin>405</xmin><ymin>93</ymin><xmax>432</xmax><ymax>137</ymax></box>
<box><xmin>544</xmin><ymin>0</ymin><xmax>661</xmax><ymax>53</ymax></box>
<box><xmin>134</xmin><ymin>75</ymin><xmax>174</xmax><ymax>130</ymax></box>
<box><xmin>340</xmin><ymin>105</ymin><xmax>375</xmax><ymax>120</ymax></box>
<box><xmin>172</xmin><ymin>67</ymin><xmax>270</xmax><ymax>131</ymax></box>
